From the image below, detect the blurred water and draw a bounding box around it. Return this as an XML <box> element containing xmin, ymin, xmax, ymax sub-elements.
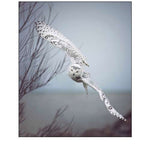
<box><xmin>20</xmin><ymin>92</ymin><xmax>131</xmax><ymax>135</ymax></box>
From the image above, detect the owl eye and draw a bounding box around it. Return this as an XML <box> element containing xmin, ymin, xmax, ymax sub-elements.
<box><xmin>76</xmin><ymin>71</ymin><xmax>78</xmax><ymax>73</ymax></box>
<box><xmin>71</xmin><ymin>69</ymin><xmax>73</xmax><ymax>71</ymax></box>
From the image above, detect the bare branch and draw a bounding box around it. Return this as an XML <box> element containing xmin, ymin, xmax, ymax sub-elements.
<box><xmin>22</xmin><ymin>106</ymin><xmax>75</xmax><ymax>137</ymax></box>
<box><xmin>19</xmin><ymin>2</ymin><xmax>37</xmax><ymax>33</ymax></box>
<box><xmin>19</xmin><ymin>2</ymin><xmax>69</xmax><ymax>137</ymax></box>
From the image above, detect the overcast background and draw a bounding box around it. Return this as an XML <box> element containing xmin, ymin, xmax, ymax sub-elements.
<box><xmin>20</xmin><ymin>2</ymin><xmax>131</xmax><ymax>136</ymax></box>
<box><xmin>34</xmin><ymin>1</ymin><xmax>132</xmax><ymax>93</ymax></box>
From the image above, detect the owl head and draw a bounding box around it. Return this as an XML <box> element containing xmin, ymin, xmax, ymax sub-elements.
<box><xmin>68</xmin><ymin>64</ymin><xmax>83</xmax><ymax>82</ymax></box>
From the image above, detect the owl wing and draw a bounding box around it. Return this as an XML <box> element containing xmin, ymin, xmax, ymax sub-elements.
<box><xmin>35</xmin><ymin>21</ymin><xmax>89</xmax><ymax>67</ymax></box>
<box><xmin>82</xmin><ymin>78</ymin><xmax>126</xmax><ymax>121</ymax></box>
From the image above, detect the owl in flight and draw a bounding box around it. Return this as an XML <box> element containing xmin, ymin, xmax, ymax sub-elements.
<box><xmin>35</xmin><ymin>21</ymin><xmax>126</xmax><ymax>121</ymax></box>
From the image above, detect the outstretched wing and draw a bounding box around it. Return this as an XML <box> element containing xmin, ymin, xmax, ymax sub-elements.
<box><xmin>35</xmin><ymin>21</ymin><xmax>89</xmax><ymax>67</ymax></box>
<box><xmin>82</xmin><ymin>78</ymin><xmax>126</xmax><ymax>121</ymax></box>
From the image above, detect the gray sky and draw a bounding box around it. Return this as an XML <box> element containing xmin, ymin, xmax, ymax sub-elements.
<box><xmin>35</xmin><ymin>2</ymin><xmax>131</xmax><ymax>93</ymax></box>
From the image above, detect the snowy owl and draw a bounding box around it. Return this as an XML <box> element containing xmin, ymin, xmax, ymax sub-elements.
<box><xmin>35</xmin><ymin>21</ymin><xmax>126</xmax><ymax>121</ymax></box>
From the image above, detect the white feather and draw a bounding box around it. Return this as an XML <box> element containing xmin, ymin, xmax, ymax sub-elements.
<box><xmin>35</xmin><ymin>21</ymin><xmax>89</xmax><ymax>67</ymax></box>
<box><xmin>35</xmin><ymin>21</ymin><xmax>126</xmax><ymax>121</ymax></box>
